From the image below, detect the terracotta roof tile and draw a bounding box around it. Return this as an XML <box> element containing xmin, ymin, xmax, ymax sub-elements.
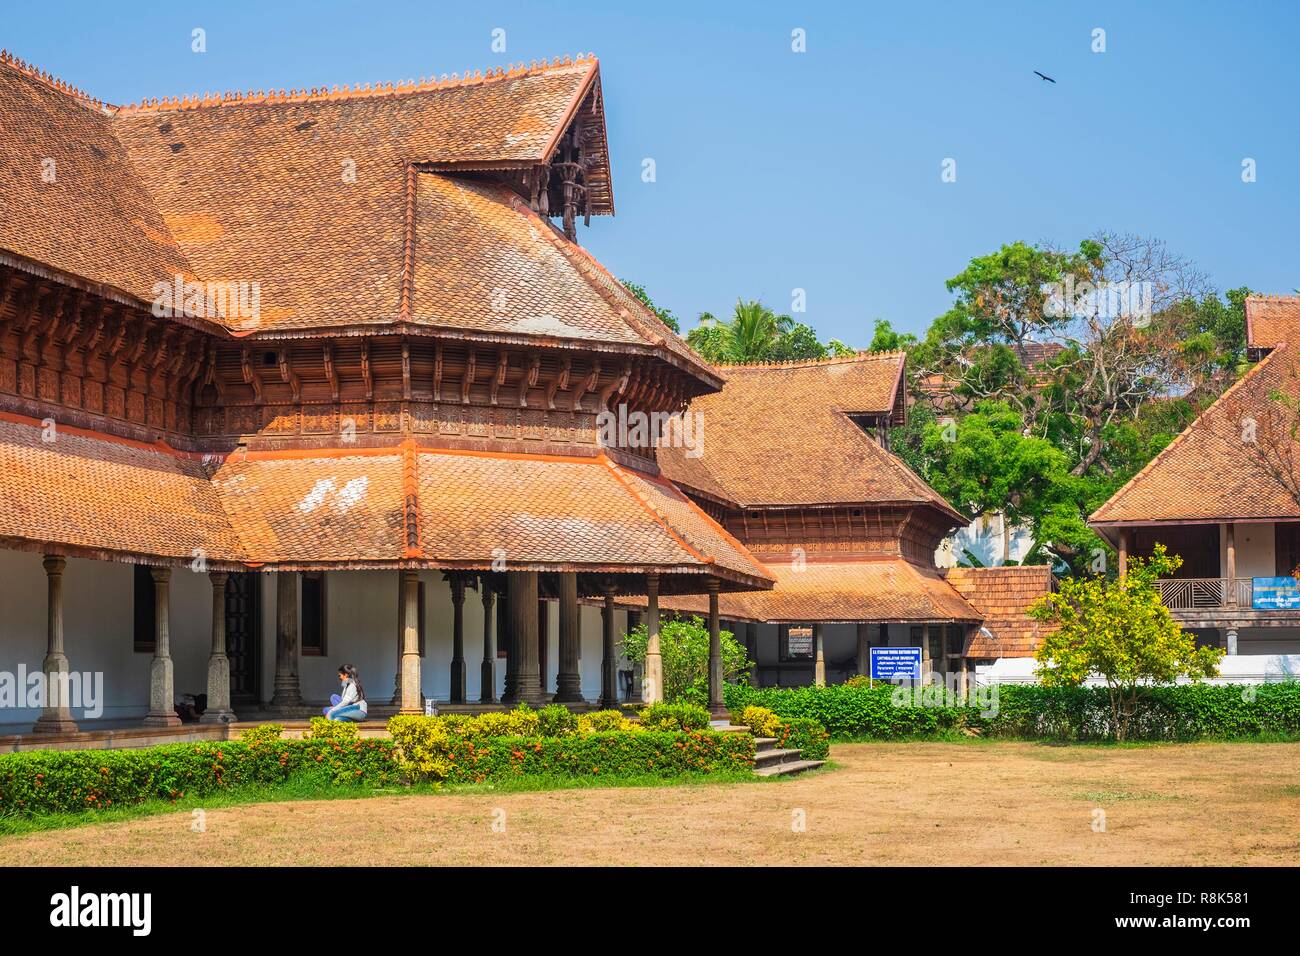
<box><xmin>0</xmin><ymin>414</ymin><xmax>242</xmax><ymax>562</ymax></box>
<box><xmin>0</xmin><ymin>410</ymin><xmax>771</xmax><ymax>584</ymax></box>
<box><xmin>657</xmin><ymin>352</ymin><xmax>961</xmax><ymax>516</ymax></box>
<box><xmin>647</xmin><ymin>557</ymin><xmax>980</xmax><ymax>624</ymax></box>
<box><xmin>0</xmin><ymin>55</ymin><xmax>195</xmax><ymax>304</ymax></box>
<box><xmin>1090</xmin><ymin>344</ymin><xmax>1300</xmax><ymax>523</ymax></box>
<box><xmin>1245</xmin><ymin>295</ymin><xmax>1300</xmax><ymax>351</ymax></box>
<box><xmin>944</xmin><ymin>565</ymin><xmax>1056</xmax><ymax>657</ymax></box>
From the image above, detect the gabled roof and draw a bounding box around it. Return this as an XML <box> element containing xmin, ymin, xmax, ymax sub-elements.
<box><xmin>945</xmin><ymin>565</ymin><xmax>1057</xmax><ymax>658</ymax></box>
<box><xmin>1245</xmin><ymin>295</ymin><xmax>1300</xmax><ymax>352</ymax></box>
<box><xmin>0</xmin><ymin>51</ymin><xmax>712</xmax><ymax>375</ymax></box>
<box><xmin>1090</xmin><ymin>343</ymin><xmax>1300</xmax><ymax>525</ymax></box>
<box><xmin>657</xmin><ymin>351</ymin><xmax>962</xmax><ymax>519</ymax></box>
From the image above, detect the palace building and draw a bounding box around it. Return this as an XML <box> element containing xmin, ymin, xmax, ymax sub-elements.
<box><xmin>650</xmin><ymin>353</ymin><xmax>1054</xmax><ymax>689</ymax></box>
<box><xmin>1089</xmin><ymin>295</ymin><xmax>1300</xmax><ymax>663</ymax></box>
<box><xmin>0</xmin><ymin>49</ymin><xmax>1051</xmax><ymax>744</ymax></box>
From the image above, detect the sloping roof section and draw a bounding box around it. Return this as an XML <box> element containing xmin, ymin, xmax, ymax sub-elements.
<box><xmin>1090</xmin><ymin>344</ymin><xmax>1300</xmax><ymax>524</ymax></box>
<box><xmin>0</xmin><ymin>54</ymin><xmax>195</xmax><ymax>305</ymax></box>
<box><xmin>657</xmin><ymin>352</ymin><xmax>961</xmax><ymax>517</ymax></box>
<box><xmin>411</xmin><ymin>450</ymin><xmax>771</xmax><ymax>589</ymax></box>
<box><xmin>646</xmin><ymin>557</ymin><xmax>981</xmax><ymax>624</ymax></box>
<box><xmin>0</xmin><ymin>412</ymin><xmax>771</xmax><ymax>585</ymax></box>
<box><xmin>407</xmin><ymin>176</ymin><xmax>714</xmax><ymax>379</ymax></box>
<box><xmin>1245</xmin><ymin>295</ymin><xmax>1300</xmax><ymax>351</ymax></box>
<box><xmin>0</xmin><ymin>413</ymin><xmax>243</xmax><ymax>563</ymax></box>
<box><xmin>945</xmin><ymin>565</ymin><xmax>1056</xmax><ymax>658</ymax></box>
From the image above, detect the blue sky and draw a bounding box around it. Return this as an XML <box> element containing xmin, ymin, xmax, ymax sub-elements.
<box><xmin>7</xmin><ymin>1</ymin><xmax>1298</xmax><ymax>344</ymax></box>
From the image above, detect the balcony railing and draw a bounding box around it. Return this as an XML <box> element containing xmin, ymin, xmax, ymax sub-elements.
<box><xmin>1156</xmin><ymin>578</ymin><xmax>1256</xmax><ymax>611</ymax></box>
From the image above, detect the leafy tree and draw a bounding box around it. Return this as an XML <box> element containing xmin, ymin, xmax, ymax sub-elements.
<box><xmin>621</xmin><ymin>279</ymin><xmax>680</xmax><ymax>333</ymax></box>
<box><xmin>918</xmin><ymin>401</ymin><xmax>1095</xmax><ymax>569</ymax></box>
<box><xmin>621</xmin><ymin>615</ymin><xmax>750</xmax><ymax>707</ymax></box>
<box><xmin>866</xmin><ymin>318</ymin><xmax>917</xmax><ymax>353</ymax></box>
<box><xmin>1029</xmin><ymin>545</ymin><xmax>1223</xmax><ymax>741</ymax></box>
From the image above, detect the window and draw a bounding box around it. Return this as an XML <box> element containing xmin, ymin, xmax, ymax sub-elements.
<box><xmin>301</xmin><ymin>572</ymin><xmax>326</xmax><ymax>656</ymax></box>
<box><xmin>133</xmin><ymin>565</ymin><xmax>156</xmax><ymax>653</ymax></box>
<box><xmin>779</xmin><ymin>624</ymin><xmax>814</xmax><ymax>662</ymax></box>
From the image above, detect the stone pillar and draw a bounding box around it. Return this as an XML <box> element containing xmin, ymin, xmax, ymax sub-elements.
<box><xmin>479</xmin><ymin>581</ymin><xmax>497</xmax><ymax>703</ymax></box>
<box><xmin>1226</xmin><ymin>627</ymin><xmax>1239</xmax><ymax>656</ymax></box>
<box><xmin>144</xmin><ymin>566</ymin><xmax>182</xmax><ymax>727</ymax></box>
<box><xmin>200</xmin><ymin>571</ymin><xmax>236</xmax><ymax>724</ymax></box>
<box><xmin>399</xmin><ymin>569</ymin><xmax>422</xmax><ymax>713</ymax></box>
<box><xmin>554</xmin><ymin>572</ymin><xmax>583</xmax><ymax>703</ymax></box>
<box><xmin>642</xmin><ymin>572</ymin><xmax>663</xmax><ymax>704</ymax></box>
<box><xmin>271</xmin><ymin>571</ymin><xmax>302</xmax><ymax>709</ymax></box>
<box><xmin>505</xmin><ymin>571</ymin><xmax>542</xmax><ymax>705</ymax></box>
<box><xmin>920</xmin><ymin>622</ymin><xmax>932</xmax><ymax>685</ymax></box>
<box><xmin>813</xmin><ymin>622</ymin><xmax>826</xmax><ymax>687</ymax></box>
<box><xmin>599</xmin><ymin>585</ymin><xmax>619</xmax><ymax>708</ymax></box>
<box><xmin>707</xmin><ymin>579</ymin><xmax>726</xmax><ymax>719</ymax></box>
<box><xmin>1118</xmin><ymin>529</ymin><xmax>1129</xmax><ymax>581</ymax></box>
<box><xmin>449</xmin><ymin>577</ymin><xmax>466</xmax><ymax>703</ymax></box>
<box><xmin>33</xmin><ymin>555</ymin><xmax>77</xmax><ymax>734</ymax></box>
<box><xmin>745</xmin><ymin>622</ymin><xmax>758</xmax><ymax>684</ymax></box>
<box><xmin>856</xmin><ymin>622</ymin><xmax>870</xmax><ymax>677</ymax></box>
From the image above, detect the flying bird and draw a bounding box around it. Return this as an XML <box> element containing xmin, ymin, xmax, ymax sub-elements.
<box><xmin>1033</xmin><ymin>70</ymin><xmax>1056</xmax><ymax>83</ymax></box>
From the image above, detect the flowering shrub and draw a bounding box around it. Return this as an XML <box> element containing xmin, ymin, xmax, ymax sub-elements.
<box><xmin>537</xmin><ymin>704</ymin><xmax>580</xmax><ymax>737</ymax></box>
<box><xmin>734</xmin><ymin>705</ymin><xmax>783</xmax><ymax>738</ymax></box>
<box><xmin>0</xmin><ymin>739</ymin><xmax>399</xmax><ymax>817</ymax></box>
<box><xmin>386</xmin><ymin>719</ymin><xmax>754</xmax><ymax>784</ymax></box>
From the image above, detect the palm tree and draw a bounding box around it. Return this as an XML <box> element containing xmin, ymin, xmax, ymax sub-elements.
<box><xmin>687</xmin><ymin>300</ymin><xmax>794</xmax><ymax>363</ymax></box>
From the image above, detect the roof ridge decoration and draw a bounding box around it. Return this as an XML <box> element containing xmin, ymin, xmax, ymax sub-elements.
<box><xmin>714</xmin><ymin>350</ymin><xmax>907</xmax><ymax>371</ymax></box>
<box><xmin>111</xmin><ymin>53</ymin><xmax>599</xmax><ymax>114</ymax></box>
<box><xmin>1089</xmin><ymin>344</ymin><xmax>1287</xmax><ymax>523</ymax></box>
<box><xmin>0</xmin><ymin>48</ymin><xmax>111</xmax><ymax>112</ymax></box>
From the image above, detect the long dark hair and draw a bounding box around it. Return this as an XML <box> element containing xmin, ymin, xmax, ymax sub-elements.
<box><xmin>338</xmin><ymin>664</ymin><xmax>364</xmax><ymax>701</ymax></box>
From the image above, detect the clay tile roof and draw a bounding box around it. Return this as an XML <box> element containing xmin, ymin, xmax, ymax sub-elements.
<box><xmin>1245</xmin><ymin>295</ymin><xmax>1300</xmax><ymax>351</ymax></box>
<box><xmin>1090</xmin><ymin>343</ymin><xmax>1300</xmax><ymax>524</ymax></box>
<box><xmin>413</xmin><ymin>450</ymin><xmax>771</xmax><ymax>590</ymax></box>
<box><xmin>0</xmin><ymin>410</ymin><xmax>772</xmax><ymax>584</ymax></box>
<box><xmin>0</xmin><ymin>52</ymin><xmax>196</xmax><ymax>306</ymax></box>
<box><xmin>0</xmin><ymin>413</ymin><xmax>244</xmax><ymax>563</ymax></box>
<box><xmin>944</xmin><ymin>565</ymin><xmax>1057</xmax><ymax>658</ymax></box>
<box><xmin>644</xmin><ymin>557</ymin><xmax>981</xmax><ymax>624</ymax></box>
<box><xmin>405</xmin><ymin>175</ymin><xmax>716</xmax><ymax>381</ymax></box>
<box><xmin>657</xmin><ymin>351</ymin><xmax>962</xmax><ymax>518</ymax></box>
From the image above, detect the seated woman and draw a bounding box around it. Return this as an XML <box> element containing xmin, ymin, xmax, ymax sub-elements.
<box><xmin>323</xmin><ymin>664</ymin><xmax>368</xmax><ymax>722</ymax></box>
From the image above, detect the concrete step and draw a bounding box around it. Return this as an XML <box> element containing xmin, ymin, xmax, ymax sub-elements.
<box><xmin>754</xmin><ymin>759</ymin><xmax>826</xmax><ymax>778</ymax></box>
<box><xmin>753</xmin><ymin>747</ymin><xmax>802</xmax><ymax>767</ymax></box>
<box><xmin>753</xmin><ymin>736</ymin><xmax>779</xmax><ymax>752</ymax></box>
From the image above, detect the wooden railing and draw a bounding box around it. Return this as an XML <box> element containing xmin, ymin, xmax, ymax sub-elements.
<box><xmin>1156</xmin><ymin>578</ymin><xmax>1254</xmax><ymax>611</ymax></box>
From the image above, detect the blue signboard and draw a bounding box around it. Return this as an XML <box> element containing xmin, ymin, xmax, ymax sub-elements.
<box><xmin>1253</xmin><ymin>577</ymin><xmax>1300</xmax><ymax>610</ymax></box>
<box><xmin>870</xmin><ymin>646</ymin><xmax>923</xmax><ymax>681</ymax></box>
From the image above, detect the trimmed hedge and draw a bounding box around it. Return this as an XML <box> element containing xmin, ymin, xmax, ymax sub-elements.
<box><xmin>724</xmin><ymin>681</ymin><xmax>1300</xmax><ymax>742</ymax></box>
<box><xmin>388</xmin><ymin>716</ymin><xmax>754</xmax><ymax>783</ymax></box>
<box><xmin>0</xmin><ymin>738</ymin><xmax>399</xmax><ymax>817</ymax></box>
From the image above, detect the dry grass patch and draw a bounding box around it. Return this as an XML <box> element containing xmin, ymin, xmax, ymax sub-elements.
<box><xmin>3</xmin><ymin>741</ymin><xmax>1297</xmax><ymax>866</ymax></box>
